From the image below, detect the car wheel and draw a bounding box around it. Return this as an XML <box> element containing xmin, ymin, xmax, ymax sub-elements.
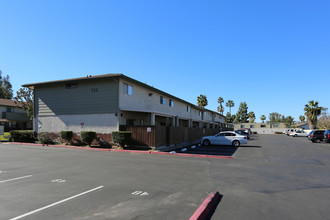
<box><xmin>294</xmin><ymin>135</ymin><xmax>297</xmax><ymax>137</ymax></box>
<box><xmin>203</xmin><ymin>139</ymin><xmax>210</xmax><ymax>146</ymax></box>
<box><xmin>232</xmin><ymin>140</ymin><xmax>240</xmax><ymax>147</ymax></box>
<box><xmin>315</xmin><ymin>138</ymin><xmax>321</xmax><ymax>143</ymax></box>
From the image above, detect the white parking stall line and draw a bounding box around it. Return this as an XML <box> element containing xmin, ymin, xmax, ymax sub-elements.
<box><xmin>10</xmin><ymin>185</ymin><xmax>104</xmax><ymax>220</ymax></box>
<box><xmin>0</xmin><ymin>175</ymin><xmax>33</xmax><ymax>183</ymax></box>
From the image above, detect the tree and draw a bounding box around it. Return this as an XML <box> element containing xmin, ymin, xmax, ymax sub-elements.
<box><xmin>260</xmin><ymin>115</ymin><xmax>266</xmax><ymax>123</ymax></box>
<box><xmin>226</xmin><ymin>100</ymin><xmax>234</xmax><ymax>115</ymax></box>
<box><xmin>317</xmin><ymin>112</ymin><xmax>330</xmax><ymax>129</ymax></box>
<box><xmin>232</xmin><ymin>114</ymin><xmax>237</xmax><ymax>123</ymax></box>
<box><xmin>235</xmin><ymin>102</ymin><xmax>249</xmax><ymax>123</ymax></box>
<box><xmin>268</xmin><ymin>112</ymin><xmax>283</xmax><ymax>123</ymax></box>
<box><xmin>197</xmin><ymin>95</ymin><xmax>208</xmax><ymax>108</ymax></box>
<box><xmin>225</xmin><ymin>112</ymin><xmax>232</xmax><ymax>123</ymax></box>
<box><xmin>217</xmin><ymin>97</ymin><xmax>224</xmax><ymax>115</ymax></box>
<box><xmin>0</xmin><ymin>71</ymin><xmax>13</xmax><ymax>99</ymax></box>
<box><xmin>299</xmin><ymin>115</ymin><xmax>305</xmax><ymax>122</ymax></box>
<box><xmin>304</xmin><ymin>100</ymin><xmax>324</xmax><ymax>129</ymax></box>
<box><xmin>284</xmin><ymin>116</ymin><xmax>295</xmax><ymax>128</ymax></box>
<box><xmin>217</xmin><ymin>105</ymin><xmax>224</xmax><ymax>115</ymax></box>
<box><xmin>248</xmin><ymin>111</ymin><xmax>256</xmax><ymax>123</ymax></box>
<box><xmin>14</xmin><ymin>87</ymin><xmax>34</xmax><ymax>119</ymax></box>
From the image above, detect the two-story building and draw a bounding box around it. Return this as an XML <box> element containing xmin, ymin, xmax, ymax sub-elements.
<box><xmin>23</xmin><ymin>74</ymin><xmax>229</xmax><ymax>147</ymax></box>
<box><xmin>0</xmin><ymin>98</ymin><xmax>32</xmax><ymax>132</ymax></box>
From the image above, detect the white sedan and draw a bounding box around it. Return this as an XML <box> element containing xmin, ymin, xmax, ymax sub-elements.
<box><xmin>290</xmin><ymin>130</ymin><xmax>309</xmax><ymax>137</ymax></box>
<box><xmin>201</xmin><ymin>131</ymin><xmax>248</xmax><ymax>147</ymax></box>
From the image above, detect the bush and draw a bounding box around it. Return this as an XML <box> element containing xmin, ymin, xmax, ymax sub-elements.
<box><xmin>274</xmin><ymin>131</ymin><xmax>282</xmax><ymax>134</ymax></box>
<box><xmin>10</xmin><ymin>130</ymin><xmax>35</xmax><ymax>143</ymax></box>
<box><xmin>112</xmin><ymin>131</ymin><xmax>132</xmax><ymax>148</ymax></box>
<box><xmin>38</xmin><ymin>132</ymin><xmax>54</xmax><ymax>145</ymax></box>
<box><xmin>60</xmin><ymin>131</ymin><xmax>73</xmax><ymax>145</ymax></box>
<box><xmin>253</xmin><ymin>131</ymin><xmax>258</xmax><ymax>134</ymax></box>
<box><xmin>81</xmin><ymin>131</ymin><xmax>96</xmax><ymax>146</ymax></box>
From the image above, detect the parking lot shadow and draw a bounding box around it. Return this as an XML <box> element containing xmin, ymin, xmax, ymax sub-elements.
<box><xmin>180</xmin><ymin>145</ymin><xmax>239</xmax><ymax>157</ymax></box>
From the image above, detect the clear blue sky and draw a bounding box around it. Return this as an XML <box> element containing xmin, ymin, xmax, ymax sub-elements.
<box><xmin>1</xmin><ymin>0</ymin><xmax>329</xmax><ymax>122</ymax></box>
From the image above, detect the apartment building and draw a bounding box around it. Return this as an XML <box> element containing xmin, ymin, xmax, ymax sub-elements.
<box><xmin>23</xmin><ymin>74</ymin><xmax>228</xmax><ymax>146</ymax></box>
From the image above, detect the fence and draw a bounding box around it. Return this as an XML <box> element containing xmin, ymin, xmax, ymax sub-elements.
<box><xmin>120</xmin><ymin>125</ymin><xmax>220</xmax><ymax>147</ymax></box>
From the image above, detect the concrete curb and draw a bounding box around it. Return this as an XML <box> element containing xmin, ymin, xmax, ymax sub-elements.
<box><xmin>2</xmin><ymin>142</ymin><xmax>233</xmax><ymax>159</ymax></box>
<box><xmin>190</xmin><ymin>191</ymin><xmax>222</xmax><ymax>220</ymax></box>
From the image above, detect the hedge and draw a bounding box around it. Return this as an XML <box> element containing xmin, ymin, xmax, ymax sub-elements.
<box><xmin>81</xmin><ymin>131</ymin><xmax>96</xmax><ymax>146</ymax></box>
<box><xmin>60</xmin><ymin>131</ymin><xmax>73</xmax><ymax>145</ymax></box>
<box><xmin>111</xmin><ymin>131</ymin><xmax>132</xmax><ymax>148</ymax></box>
<box><xmin>38</xmin><ymin>132</ymin><xmax>54</xmax><ymax>145</ymax></box>
<box><xmin>10</xmin><ymin>130</ymin><xmax>35</xmax><ymax>143</ymax></box>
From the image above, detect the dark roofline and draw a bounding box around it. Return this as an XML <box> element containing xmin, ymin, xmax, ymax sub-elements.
<box><xmin>22</xmin><ymin>73</ymin><xmax>225</xmax><ymax>118</ymax></box>
<box><xmin>22</xmin><ymin>73</ymin><xmax>123</xmax><ymax>88</ymax></box>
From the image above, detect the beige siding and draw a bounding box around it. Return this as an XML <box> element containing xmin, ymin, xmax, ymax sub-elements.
<box><xmin>119</xmin><ymin>79</ymin><xmax>193</xmax><ymax>119</ymax></box>
<box><xmin>35</xmin><ymin>79</ymin><xmax>119</xmax><ymax>116</ymax></box>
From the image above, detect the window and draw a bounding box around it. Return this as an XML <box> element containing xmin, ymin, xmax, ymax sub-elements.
<box><xmin>169</xmin><ymin>100</ymin><xmax>174</xmax><ymax>107</ymax></box>
<box><xmin>126</xmin><ymin>119</ymin><xmax>134</xmax><ymax>126</ymax></box>
<box><xmin>199</xmin><ymin>111</ymin><xmax>202</xmax><ymax>116</ymax></box>
<box><xmin>187</xmin><ymin>106</ymin><xmax>190</xmax><ymax>112</ymax></box>
<box><xmin>123</xmin><ymin>83</ymin><xmax>133</xmax><ymax>95</ymax></box>
<box><xmin>260</xmin><ymin>124</ymin><xmax>266</xmax><ymax>128</ymax></box>
<box><xmin>160</xmin><ymin>96</ymin><xmax>165</xmax><ymax>104</ymax></box>
<box><xmin>65</xmin><ymin>82</ymin><xmax>78</xmax><ymax>89</ymax></box>
<box><xmin>6</xmin><ymin>107</ymin><xmax>13</xmax><ymax>112</ymax></box>
<box><xmin>240</xmin><ymin>125</ymin><xmax>245</xmax><ymax>128</ymax></box>
<box><xmin>250</xmin><ymin>125</ymin><xmax>255</xmax><ymax>128</ymax></box>
<box><xmin>273</xmin><ymin>124</ymin><xmax>279</xmax><ymax>128</ymax></box>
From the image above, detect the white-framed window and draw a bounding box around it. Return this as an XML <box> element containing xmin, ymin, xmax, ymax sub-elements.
<box><xmin>123</xmin><ymin>83</ymin><xmax>133</xmax><ymax>95</ymax></box>
<box><xmin>273</xmin><ymin>124</ymin><xmax>279</xmax><ymax>128</ymax></box>
<box><xmin>199</xmin><ymin>111</ymin><xmax>202</xmax><ymax>116</ymax></box>
<box><xmin>187</xmin><ymin>106</ymin><xmax>190</xmax><ymax>112</ymax></box>
<box><xmin>160</xmin><ymin>96</ymin><xmax>165</xmax><ymax>104</ymax></box>
<box><xmin>241</xmin><ymin>125</ymin><xmax>245</xmax><ymax>128</ymax></box>
<box><xmin>169</xmin><ymin>100</ymin><xmax>174</xmax><ymax>107</ymax></box>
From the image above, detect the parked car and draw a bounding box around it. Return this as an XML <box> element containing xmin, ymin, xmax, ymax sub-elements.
<box><xmin>283</xmin><ymin>129</ymin><xmax>290</xmax><ymax>135</ymax></box>
<box><xmin>201</xmin><ymin>131</ymin><xmax>247</xmax><ymax>147</ymax></box>
<box><xmin>287</xmin><ymin>128</ymin><xmax>301</xmax><ymax>136</ymax></box>
<box><xmin>290</xmin><ymin>130</ymin><xmax>309</xmax><ymax>137</ymax></box>
<box><xmin>324</xmin><ymin>129</ymin><xmax>330</xmax><ymax>143</ymax></box>
<box><xmin>308</xmin><ymin>130</ymin><xmax>325</xmax><ymax>143</ymax></box>
<box><xmin>235</xmin><ymin>130</ymin><xmax>250</xmax><ymax>139</ymax></box>
<box><xmin>240</xmin><ymin>128</ymin><xmax>252</xmax><ymax>136</ymax></box>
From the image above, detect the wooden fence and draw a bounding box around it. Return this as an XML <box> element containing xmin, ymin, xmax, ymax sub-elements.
<box><xmin>120</xmin><ymin>125</ymin><xmax>221</xmax><ymax>147</ymax></box>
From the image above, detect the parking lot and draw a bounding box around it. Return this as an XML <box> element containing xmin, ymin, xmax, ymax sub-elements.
<box><xmin>1</xmin><ymin>134</ymin><xmax>330</xmax><ymax>220</ymax></box>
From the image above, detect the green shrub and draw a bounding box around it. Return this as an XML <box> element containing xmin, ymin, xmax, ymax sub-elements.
<box><xmin>111</xmin><ymin>131</ymin><xmax>132</xmax><ymax>148</ymax></box>
<box><xmin>38</xmin><ymin>132</ymin><xmax>54</xmax><ymax>145</ymax></box>
<box><xmin>253</xmin><ymin>131</ymin><xmax>258</xmax><ymax>134</ymax></box>
<box><xmin>274</xmin><ymin>131</ymin><xmax>282</xmax><ymax>134</ymax></box>
<box><xmin>60</xmin><ymin>131</ymin><xmax>73</xmax><ymax>145</ymax></box>
<box><xmin>81</xmin><ymin>131</ymin><xmax>96</xmax><ymax>146</ymax></box>
<box><xmin>10</xmin><ymin>130</ymin><xmax>35</xmax><ymax>143</ymax></box>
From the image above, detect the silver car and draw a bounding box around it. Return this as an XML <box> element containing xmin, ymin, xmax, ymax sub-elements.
<box><xmin>201</xmin><ymin>131</ymin><xmax>248</xmax><ymax>147</ymax></box>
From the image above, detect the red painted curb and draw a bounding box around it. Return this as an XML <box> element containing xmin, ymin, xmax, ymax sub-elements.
<box><xmin>3</xmin><ymin>142</ymin><xmax>233</xmax><ymax>159</ymax></box>
<box><xmin>190</xmin><ymin>191</ymin><xmax>222</xmax><ymax>220</ymax></box>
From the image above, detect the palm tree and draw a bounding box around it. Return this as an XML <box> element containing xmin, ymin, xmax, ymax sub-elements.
<box><xmin>217</xmin><ymin>97</ymin><xmax>224</xmax><ymax>115</ymax></box>
<box><xmin>304</xmin><ymin>100</ymin><xmax>323</xmax><ymax>129</ymax></box>
<box><xmin>226</xmin><ymin>100</ymin><xmax>234</xmax><ymax>115</ymax></box>
<box><xmin>197</xmin><ymin>95</ymin><xmax>208</xmax><ymax>108</ymax></box>
<box><xmin>299</xmin><ymin>115</ymin><xmax>305</xmax><ymax>122</ymax></box>
<box><xmin>260</xmin><ymin>115</ymin><xmax>266</xmax><ymax>123</ymax></box>
<box><xmin>217</xmin><ymin>105</ymin><xmax>224</xmax><ymax>115</ymax></box>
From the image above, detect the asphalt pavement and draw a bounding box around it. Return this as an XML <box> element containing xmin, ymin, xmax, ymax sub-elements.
<box><xmin>1</xmin><ymin>134</ymin><xmax>330</xmax><ymax>219</ymax></box>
